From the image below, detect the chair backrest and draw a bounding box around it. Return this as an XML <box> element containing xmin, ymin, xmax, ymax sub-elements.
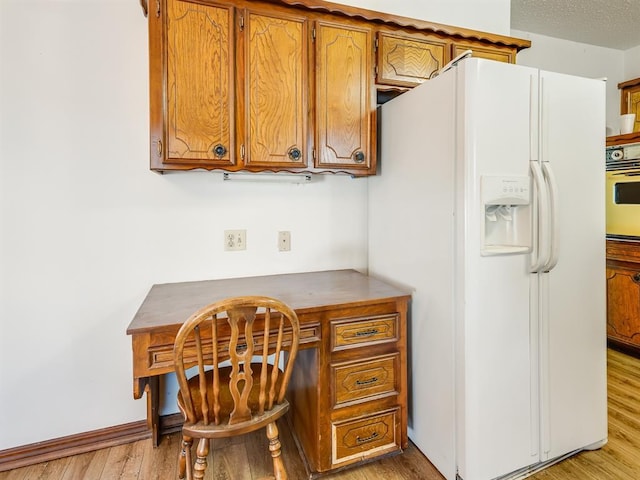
<box><xmin>173</xmin><ymin>296</ymin><xmax>300</xmax><ymax>427</ymax></box>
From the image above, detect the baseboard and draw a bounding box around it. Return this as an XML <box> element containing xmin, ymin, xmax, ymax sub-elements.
<box><xmin>0</xmin><ymin>420</ymin><xmax>150</xmax><ymax>472</ymax></box>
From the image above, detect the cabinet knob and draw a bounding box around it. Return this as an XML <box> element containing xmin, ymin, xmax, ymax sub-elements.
<box><xmin>633</xmin><ymin>273</ymin><xmax>640</xmax><ymax>283</ymax></box>
<box><xmin>213</xmin><ymin>144</ymin><xmax>227</xmax><ymax>158</ymax></box>
<box><xmin>288</xmin><ymin>147</ymin><xmax>302</xmax><ymax>161</ymax></box>
<box><xmin>353</xmin><ymin>150</ymin><xmax>365</xmax><ymax>163</ymax></box>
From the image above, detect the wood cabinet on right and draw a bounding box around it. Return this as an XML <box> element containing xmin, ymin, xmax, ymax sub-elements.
<box><xmin>452</xmin><ymin>41</ymin><xmax>516</xmax><ymax>63</ymax></box>
<box><xmin>619</xmin><ymin>77</ymin><xmax>640</xmax><ymax>134</ymax></box>
<box><xmin>606</xmin><ymin>239</ymin><xmax>640</xmax><ymax>355</ymax></box>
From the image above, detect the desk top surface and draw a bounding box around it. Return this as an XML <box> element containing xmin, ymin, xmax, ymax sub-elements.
<box><xmin>127</xmin><ymin>269</ymin><xmax>411</xmax><ymax>334</ymax></box>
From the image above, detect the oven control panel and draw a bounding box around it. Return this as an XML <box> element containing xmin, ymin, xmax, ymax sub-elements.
<box><xmin>606</xmin><ymin>142</ymin><xmax>640</xmax><ymax>170</ymax></box>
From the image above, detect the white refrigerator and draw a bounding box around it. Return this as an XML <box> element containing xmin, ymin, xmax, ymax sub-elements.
<box><xmin>368</xmin><ymin>58</ymin><xmax>607</xmax><ymax>480</ymax></box>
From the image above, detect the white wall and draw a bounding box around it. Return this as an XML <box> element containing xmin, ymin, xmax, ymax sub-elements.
<box><xmin>337</xmin><ymin>0</ymin><xmax>511</xmax><ymax>36</ymax></box>
<box><xmin>624</xmin><ymin>44</ymin><xmax>640</xmax><ymax>80</ymax></box>
<box><xmin>512</xmin><ymin>30</ymin><xmax>626</xmax><ymax>136</ymax></box>
<box><xmin>0</xmin><ymin>0</ymin><xmax>367</xmax><ymax>450</ymax></box>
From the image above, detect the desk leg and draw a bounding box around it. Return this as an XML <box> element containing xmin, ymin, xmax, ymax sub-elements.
<box><xmin>144</xmin><ymin>376</ymin><xmax>161</xmax><ymax>447</ymax></box>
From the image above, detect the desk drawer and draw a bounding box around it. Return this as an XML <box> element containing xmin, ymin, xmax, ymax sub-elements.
<box><xmin>331</xmin><ymin>407</ymin><xmax>401</xmax><ymax>466</ymax></box>
<box><xmin>332</xmin><ymin>354</ymin><xmax>399</xmax><ymax>407</ymax></box>
<box><xmin>146</xmin><ymin>323</ymin><xmax>320</xmax><ymax>372</ymax></box>
<box><xmin>331</xmin><ymin>314</ymin><xmax>398</xmax><ymax>351</ymax></box>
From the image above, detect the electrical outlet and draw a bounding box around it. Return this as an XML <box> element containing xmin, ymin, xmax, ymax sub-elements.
<box><xmin>278</xmin><ymin>231</ymin><xmax>291</xmax><ymax>251</ymax></box>
<box><xmin>224</xmin><ymin>230</ymin><xmax>246</xmax><ymax>251</ymax></box>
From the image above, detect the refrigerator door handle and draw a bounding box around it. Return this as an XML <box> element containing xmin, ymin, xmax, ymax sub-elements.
<box><xmin>530</xmin><ymin>161</ymin><xmax>550</xmax><ymax>273</ymax></box>
<box><xmin>541</xmin><ymin>161</ymin><xmax>559</xmax><ymax>272</ymax></box>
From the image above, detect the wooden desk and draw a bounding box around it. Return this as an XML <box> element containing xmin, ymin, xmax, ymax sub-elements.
<box><xmin>127</xmin><ymin>269</ymin><xmax>411</xmax><ymax>476</ymax></box>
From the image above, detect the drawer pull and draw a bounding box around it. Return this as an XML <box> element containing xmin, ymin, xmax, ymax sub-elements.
<box><xmin>356</xmin><ymin>431</ymin><xmax>379</xmax><ymax>444</ymax></box>
<box><xmin>355</xmin><ymin>377</ymin><xmax>378</xmax><ymax>386</ymax></box>
<box><xmin>355</xmin><ymin>329</ymin><xmax>379</xmax><ymax>337</ymax></box>
<box><xmin>633</xmin><ymin>273</ymin><xmax>640</xmax><ymax>283</ymax></box>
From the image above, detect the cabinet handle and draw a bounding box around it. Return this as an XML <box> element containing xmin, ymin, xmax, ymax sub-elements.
<box><xmin>213</xmin><ymin>144</ymin><xmax>227</xmax><ymax>158</ymax></box>
<box><xmin>288</xmin><ymin>147</ymin><xmax>302</xmax><ymax>161</ymax></box>
<box><xmin>156</xmin><ymin>139</ymin><xmax>163</xmax><ymax>157</ymax></box>
<box><xmin>353</xmin><ymin>151</ymin><xmax>365</xmax><ymax>163</ymax></box>
<box><xmin>356</xmin><ymin>431</ymin><xmax>379</xmax><ymax>444</ymax></box>
<box><xmin>633</xmin><ymin>273</ymin><xmax>640</xmax><ymax>283</ymax></box>
<box><xmin>355</xmin><ymin>328</ymin><xmax>379</xmax><ymax>337</ymax></box>
<box><xmin>355</xmin><ymin>377</ymin><xmax>378</xmax><ymax>386</ymax></box>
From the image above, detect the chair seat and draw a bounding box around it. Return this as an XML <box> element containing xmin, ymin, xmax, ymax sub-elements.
<box><xmin>178</xmin><ymin>363</ymin><xmax>289</xmax><ymax>438</ymax></box>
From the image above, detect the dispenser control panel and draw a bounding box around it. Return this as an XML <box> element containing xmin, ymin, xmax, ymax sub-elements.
<box><xmin>481</xmin><ymin>176</ymin><xmax>530</xmax><ymax>205</ymax></box>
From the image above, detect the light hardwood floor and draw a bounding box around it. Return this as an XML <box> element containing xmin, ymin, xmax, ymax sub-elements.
<box><xmin>2</xmin><ymin>349</ymin><xmax>639</xmax><ymax>479</ymax></box>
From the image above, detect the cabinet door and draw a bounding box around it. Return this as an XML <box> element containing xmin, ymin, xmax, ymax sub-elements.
<box><xmin>242</xmin><ymin>10</ymin><xmax>308</xmax><ymax>168</ymax></box>
<box><xmin>452</xmin><ymin>42</ymin><xmax>515</xmax><ymax>63</ymax></box>
<box><xmin>315</xmin><ymin>21</ymin><xmax>375</xmax><ymax>174</ymax></box>
<box><xmin>164</xmin><ymin>0</ymin><xmax>235</xmax><ymax>167</ymax></box>
<box><xmin>607</xmin><ymin>266</ymin><xmax>640</xmax><ymax>348</ymax></box>
<box><xmin>620</xmin><ymin>80</ymin><xmax>640</xmax><ymax>133</ymax></box>
<box><xmin>376</xmin><ymin>31</ymin><xmax>447</xmax><ymax>87</ymax></box>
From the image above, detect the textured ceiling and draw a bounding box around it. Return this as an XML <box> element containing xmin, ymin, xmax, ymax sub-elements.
<box><xmin>511</xmin><ymin>0</ymin><xmax>640</xmax><ymax>50</ymax></box>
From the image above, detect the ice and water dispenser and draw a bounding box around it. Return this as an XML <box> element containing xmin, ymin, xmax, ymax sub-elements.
<box><xmin>480</xmin><ymin>176</ymin><xmax>531</xmax><ymax>255</ymax></box>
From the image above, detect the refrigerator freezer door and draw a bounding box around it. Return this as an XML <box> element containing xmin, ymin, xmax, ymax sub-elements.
<box><xmin>455</xmin><ymin>59</ymin><xmax>540</xmax><ymax>480</ymax></box>
<box><xmin>537</xmin><ymin>70</ymin><xmax>607</xmax><ymax>460</ymax></box>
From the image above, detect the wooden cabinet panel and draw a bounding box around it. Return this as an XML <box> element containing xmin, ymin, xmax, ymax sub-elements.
<box><xmin>315</xmin><ymin>21</ymin><xmax>374</xmax><ymax>172</ymax></box>
<box><xmin>607</xmin><ymin>266</ymin><xmax>640</xmax><ymax>348</ymax></box>
<box><xmin>376</xmin><ymin>31</ymin><xmax>447</xmax><ymax>87</ymax></box>
<box><xmin>331</xmin><ymin>408</ymin><xmax>401</xmax><ymax>467</ymax></box>
<box><xmin>452</xmin><ymin>42</ymin><xmax>515</xmax><ymax>63</ymax></box>
<box><xmin>619</xmin><ymin>78</ymin><xmax>640</xmax><ymax>134</ymax></box>
<box><xmin>332</xmin><ymin>354</ymin><xmax>398</xmax><ymax>407</ymax></box>
<box><xmin>331</xmin><ymin>313</ymin><xmax>398</xmax><ymax>351</ymax></box>
<box><xmin>606</xmin><ymin>239</ymin><xmax>640</xmax><ymax>355</ymax></box>
<box><xmin>243</xmin><ymin>10</ymin><xmax>308</xmax><ymax>167</ymax></box>
<box><xmin>165</xmin><ymin>0</ymin><xmax>235</xmax><ymax>166</ymax></box>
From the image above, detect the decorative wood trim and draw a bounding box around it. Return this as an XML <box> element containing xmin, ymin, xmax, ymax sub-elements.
<box><xmin>618</xmin><ymin>77</ymin><xmax>640</xmax><ymax>90</ymax></box>
<box><xmin>0</xmin><ymin>421</ymin><xmax>150</xmax><ymax>473</ymax></box>
<box><xmin>257</xmin><ymin>0</ymin><xmax>531</xmax><ymax>50</ymax></box>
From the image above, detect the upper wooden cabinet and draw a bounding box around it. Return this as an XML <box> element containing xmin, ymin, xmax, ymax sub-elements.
<box><xmin>155</xmin><ymin>0</ymin><xmax>235</xmax><ymax>168</ymax></box>
<box><xmin>376</xmin><ymin>31</ymin><xmax>447</xmax><ymax>87</ymax></box>
<box><xmin>241</xmin><ymin>9</ymin><xmax>309</xmax><ymax>168</ymax></box>
<box><xmin>315</xmin><ymin>21</ymin><xmax>374</xmax><ymax>171</ymax></box>
<box><xmin>452</xmin><ymin>41</ymin><xmax>515</xmax><ymax>63</ymax></box>
<box><xmin>619</xmin><ymin>77</ymin><xmax>640</xmax><ymax>134</ymax></box>
<box><xmin>143</xmin><ymin>0</ymin><xmax>529</xmax><ymax>175</ymax></box>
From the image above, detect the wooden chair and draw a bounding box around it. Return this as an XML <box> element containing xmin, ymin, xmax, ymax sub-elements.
<box><xmin>173</xmin><ymin>296</ymin><xmax>300</xmax><ymax>480</ymax></box>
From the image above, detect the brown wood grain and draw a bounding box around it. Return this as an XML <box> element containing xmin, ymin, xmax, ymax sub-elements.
<box><xmin>244</xmin><ymin>9</ymin><xmax>309</xmax><ymax>168</ymax></box>
<box><xmin>315</xmin><ymin>20</ymin><xmax>373</xmax><ymax>171</ymax></box>
<box><xmin>165</xmin><ymin>0</ymin><xmax>235</xmax><ymax>165</ymax></box>
<box><xmin>377</xmin><ymin>31</ymin><xmax>447</xmax><ymax>88</ymax></box>
<box><xmin>606</xmin><ymin>240</ymin><xmax>640</xmax><ymax>354</ymax></box>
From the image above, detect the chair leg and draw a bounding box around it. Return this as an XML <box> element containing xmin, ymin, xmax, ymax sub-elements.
<box><xmin>178</xmin><ymin>435</ymin><xmax>193</xmax><ymax>480</ymax></box>
<box><xmin>193</xmin><ymin>437</ymin><xmax>209</xmax><ymax>480</ymax></box>
<box><xmin>266</xmin><ymin>422</ymin><xmax>287</xmax><ymax>480</ymax></box>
